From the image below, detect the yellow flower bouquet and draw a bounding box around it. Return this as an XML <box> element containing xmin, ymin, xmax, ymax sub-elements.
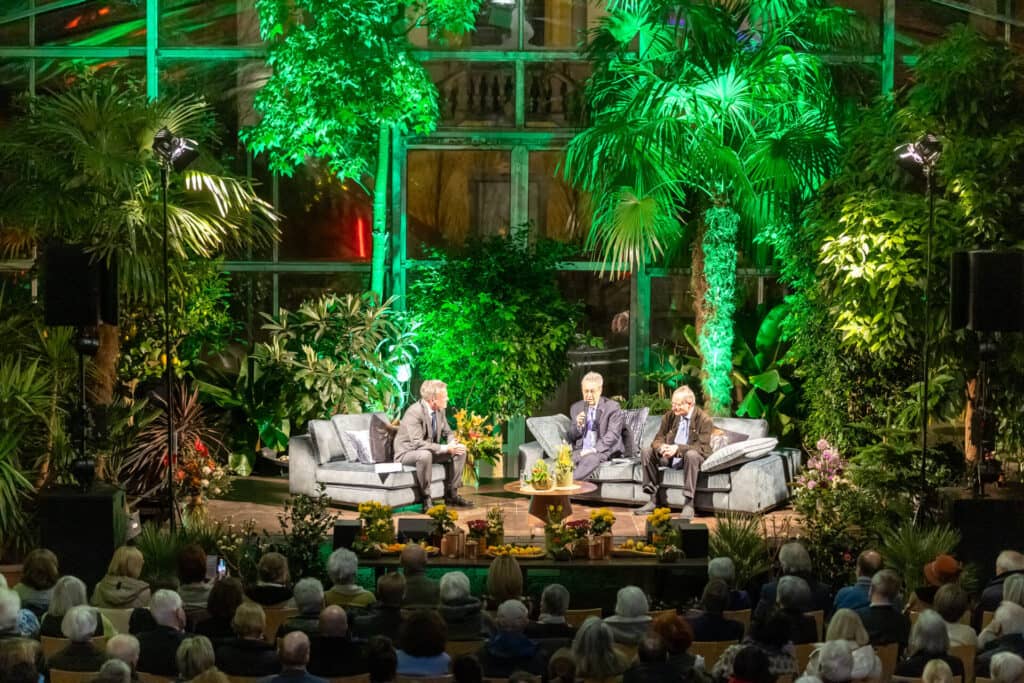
<box><xmin>454</xmin><ymin>409</ymin><xmax>503</xmax><ymax>488</ymax></box>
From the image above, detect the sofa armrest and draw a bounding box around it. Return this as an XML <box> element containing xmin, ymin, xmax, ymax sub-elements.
<box><xmin>518</xmin><ymin>441</ymin><xmax>547</xmax><ymax>476</ymax></box>
<box><xmin>288</xmin><ymin>434</ymin><xmax>319</xmax><ymax>496</ymax></box>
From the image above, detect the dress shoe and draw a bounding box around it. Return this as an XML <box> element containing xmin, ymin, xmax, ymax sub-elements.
<box><xmin>445</xmin><ymin>493</ymin><xmax>472</xmax><ymax>508</ymax></box>
<box><xmin>680</xmin><ymin>502</ymin><xmax>695</xmax><ymax>519</ymax></box>
<box><xmin>633</xmin><ymin>499</ymin><xmax>657</xmax><ymax>515</ymax></box>
<box><xmin>421</xmin><ymin>495</ymin><xmax>433</xmax><ymax>511</ymax></box>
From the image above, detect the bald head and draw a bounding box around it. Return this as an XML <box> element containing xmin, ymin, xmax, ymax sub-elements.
<box><xmin>400</xmin><ymin>544</ymin><xmax>427</xmax><ymax>575</ymax></box>
<box><xmin>319</xmin><ymin>605</ymin><xmax>348</xmax><ymax>637</ymax></box>
<box><xmin>858</xmin><ymin>551</ymin><xmax>883</xmax><ymax>578</ymax></box>
<box><xmin>280</xmin><ymin>631</ymin><xmax>311</xmax><ymax>669</ymax></box>
<box><xmin>997</xmin><ymin>551</ymin><xmax>1024</xmax><ymax>576</ymax></box>
<box><xmin>106</xmin><ymin>634</ymin><xmax>140</xmax><ymax>669</ymax></box>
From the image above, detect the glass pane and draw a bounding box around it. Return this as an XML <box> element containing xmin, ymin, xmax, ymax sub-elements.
<box><xmin>0</xmin><ymin>17</ymin><xmax>28</xmax><ymax>47</ymax></box>
<box><xmin>428</xmin><ymin>61</ymin><xmax>515</xmax><ymax>128</ymax></box>
<box><xmin>278</xmin><ymin>273</ymin><xmax>369</xmax><ymax>312</ymax></box>
<box><xmin>276</xmin><ymin>163</ymin><xmax>375</xmax><ymax>263</ymax></box>
<box><xmin>0</xmin><ymin>61</ymin><xmax>28</xmax><ymax>125</ymax></box>
<box><xmin>35</xmin><ymin>2</ymin><xmax>146</xmax><ymax>47</ymax></box>
<box><xmin>227</xmin><ymin>272</ymin><xmax>274</xmax><ymax>344</ymax></box>
<box><xmin>221</xmin><ymin>155</ymin><xmax>275</xmax><ymax>262</ymax></box>
<box><xmin>528</xmin><ymin>150</ymin><xmax>590</xmax><ymax>251</ymax></box>
<box><xmin>406</xmin><ymin>149</ymin><xmax>512</xmax><ymax>258</ymax></box>
<box><xmin>524</xmin><ymin>62</ymin><xmax>588</xmax><ymax>127</ymax></box>
<box><xmin>411</xmin><ymin>0</ymin><xmax>523</xmax><ymax>50</ymax></box>
<box><xmin>33</xmin><ymin>59</ymin><xmax>145</xmax><ymax>95</ymax></box>
<box><xmin>160</xmin><ymin>0</ymin><xmax>261</xmax><ymax>47</ymax></box>
<box><xmin>524</xmin><ymin>0</ymin><xmax>607</xmax><ymax>49</ymax></box>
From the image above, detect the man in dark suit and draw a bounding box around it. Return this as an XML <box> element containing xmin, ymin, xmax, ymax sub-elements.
<box><xmin>565</xmin><ymin>372</ymin><xmax>625</xmax><ymax>480</ymax></box>
<box><xmin>353</xmin><ymin>572</ymin><xmax>405</xmax><ymax>642</ymax></box>
<box><xmin>263</xmin><ymin>631</ymin><xmax>328</xmax><ymax>683</ymax></box>
<box><xmin>135</xmin><ymin>590</ymin><xmax>187</xmax><ymax>677</ymax></box>
<box><xmin>635</xmin><ymin>385</ymin><xmax>712</xmax><ymax>518</ymax></box>
<box><xmin>308</xmin><ymin>606</ymin><xmax>367</xmax><ymax>678</ymax></box>
<box><xmin>394</xmin><ymin>379</ymin><xmax>469</xmax><ymax>510</ymax></box>
<box><xmin>855</xmin><ymin>569</ymin><xmax>911</xmax><ymax>653</ymax></box>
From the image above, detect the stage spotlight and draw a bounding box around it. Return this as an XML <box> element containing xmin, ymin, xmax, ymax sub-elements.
<box><xmin>153</xmin><ymin>127</ymin><xmax>200</xmax><ymax>172</ymax></box>
<box><xmin>895</xmin><ymin>133</ymin><xmax>942</xmax><ymax>178</ymax></box>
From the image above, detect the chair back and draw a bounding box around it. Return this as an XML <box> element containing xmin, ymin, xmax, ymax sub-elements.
<box><xmin>445</xmin><ymin>639</ymin><xmax>485</xmax><ymax>659</ymax></box>
<box><xmin>723</xmin><ymin>609</ymin><xmax>751</xmax><ymax>635</ymax></box>
<box><xmin>950</xmin><ymin>644</ymin><xmax>976</xmax><ymax>683</ymax></box>
<box><xmin>565</xmin><ymin>607</ymin><xmax>603</xmax><ymax>629</ymax></box>
<box><xmin>330</xmin><ymin>675</ymin><xmax>371</xmax><ymax>683</ymax></box>
<box><xmin>982</xmin><ymin>611</ymin><xmax>995</xmax><ymax>629</ymax></box>
<box><xmin>396</xmin><ymin>676</ymin><xmax>454</xmax><ymax>683</ymax></box>
<box><xmin>50</xmin><ymin>671</ymin><xmax>100</xmax><ymax>683</ymax></box>
<box><xmin>794</xmin><ymin>642</ymin><xmax>818</xmax><ymax>674</ymax></box>
<box><xmin>690</xmin><ymin>640</ymin><xmax>738</xmax><ymax>671</ymax></box>
<box><xmin>137</xmin><ymin>673</ymin><xmax>175</xmax><ymax>683</ymax></box>
<box><xmin>41</xmin><ymin>635</ymin><xmax>107</xmax><ymax>658</ymax></box>
<box><xmin>875</xmin><ymin>642</ymin><xmax>899</xmax><ymax>683</ymax></box>
<box><xmin>263</xmin><ymin>606</ymin><xmax>299</xmax><ymax>644</ymax></box>
<box><xmin>650</xmin><ymin>608</ymin><xmax>677</xmax><ymax>620</ymax></box>
<box><xmin>98</xmin><ymin>606</ymin><xmax>135</xmax><ymax>634</ymax></box>
<box><xmin>805</xmin><ymin>610</ymin><xmax>824</xmax><ymax>641</ymax></box>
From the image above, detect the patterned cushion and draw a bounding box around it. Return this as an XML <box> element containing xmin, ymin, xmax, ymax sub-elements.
<box><xmin>308</xmin><ymin>420</ymin><xmax>345</xmax><ymax>466</ymax></box>
<box><xmin>621</xmin><ymin>407</ymin><xmax>650</xmax><ymax>459</ymax></box>
<box><xmin>330</xmin><ymin>413</ymin><xmax>385</xmax><ymax>460</ymax></box>
<box><xmin>339</xmin><ymin>430</ymin><xmax>373</xmax><ymax>464</ymax></box>
<box><xmin>526</xmin><ymin>415</ymin><xmax>571</xmax><ymax>459</ymax></box>
<box><xmin>369</xmin><ymin>414</ymin><xmax>398</xmax><ymax>464</ymax></box>
<box><xmin>700</xmin><ymin>436</ymin><xmax>778</xmax><ymax>473</ymax></box>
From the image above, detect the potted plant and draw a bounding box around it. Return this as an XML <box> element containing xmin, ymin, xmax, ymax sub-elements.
<box><xmin>427</xmin><ymin>504</ymin><xmax>461</xmax><ymax>557</ymax></box>
<box><xmin>590</xmin><ymin>508</ymin><xmax>616</xmax><ymax>556</ymax></box>
<box><xmin>353</xmin><ymin>501</ymin><xmax>395</xmax><ymax>557</ymax></box>
<box><xmin>454</xmin><ymin>410</ymin><xmax>504</xmax><ymax>487</ymax></box>
<box><xmin>466</xmin><ymin>519</ymin><xmax>488</xmax><ymax>553</ymax></box>
<box><xmin>543</xmin><ymin>507</ymin><xmax>573</xmax><ymax>561</ymax></box>
<box><xmin>486</xmin><ymin>506</ymin><xmax>505</xmax><ymax>548</ymax></box>
<box><xmin>566</xmin><ymin>519</ymin><xmax>591</xmax><ymax>558</ymax></box>
<box><xmin>529</xmin><ymin>461</ymin><xmax>552</xmax><ymax>491</ymax></box>
<box><xmin>647</xmin><ymin>507</ymin><xmax>681</xmax><ymax>563</ymax></box>
<box><xmin>554</xmin><ymin>443</ymin><xmax>574</xmax><ymax>488</ymax></box>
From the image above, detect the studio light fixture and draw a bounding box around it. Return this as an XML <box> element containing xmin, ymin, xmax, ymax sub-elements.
<box><xmin>152</xmin><ymin>127</ymin><xmax>199</xmax><ymax>531</ymax></box>
<box><xmin>894</xmin><ymin>132</ymin><xmax>942</xmax><ymax>494</ymax></box>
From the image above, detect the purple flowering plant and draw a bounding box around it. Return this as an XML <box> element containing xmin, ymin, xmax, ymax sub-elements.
<box><xmin>795</xmin><ymin>439</ymin><xmax>848</xmax><ymax>491</ymax></box>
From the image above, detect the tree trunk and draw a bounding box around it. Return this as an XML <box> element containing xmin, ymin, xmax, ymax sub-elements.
<box><xmin>964</xmin><ymin>377</ymin><xmax>977</xmax><ymax>463</ymax></box>
<box><xmin>697</xmin><ymin>206</ymin><xmax>739</xmax><ymax>416</ymax></box>
<box><xmin>92</xmin><ymin>323</ymin><xmax>120</xmax><ymax>406</ymax></box>
<box><xmin>370</xmin><ymin>124</ymin><xmax>390</xmax><ymax>300</ymax></box>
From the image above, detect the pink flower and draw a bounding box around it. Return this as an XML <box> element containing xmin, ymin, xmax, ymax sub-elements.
<box><xmin>806</xmin><ymin>480</ymin><xmax>817</xmax><ymax>489</ymax></box>
<box><xmin>816</xmin><ymin>439</ymin><xmax>830</xmax><ymax>451</ymax></box>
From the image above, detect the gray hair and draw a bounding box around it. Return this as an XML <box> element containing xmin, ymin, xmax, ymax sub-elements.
<box><xmin>150</xmin><ymin>589</ymin><xmax>183</xmax><ymax>627</ymax></box>
<box><xmin>777</xmin><ymin>575</ymin><xmax>812</xmax><ymax>611</ymax></box>
<box><xmin>50</xmin><ymin>575</ymin><xmax>89</xmax><ymax>618</ymax></box>
<box><xmin>994</xmin><ymin>602</ymin><xmax>1024</xmax><ymax>636</ymax></box>
<box><xmin>708</xmin><ymin>557</ymin><xmax>736</xmax><ymax>586</ymax></box>
<box><xmin>779</xmin><ymin>542</ymin><xmax>812</xmax><ymax>574</ymax></box>
<box><xmin>870</xmin><ymin>569</ymin><xmax>902</xmax><ymax>603</ymax></box>
<box><xmin>440</xmin><ymin>571</ymin><xmax>471</xmax><ymax>603</ymax></box>
<box><xmin>106</xmin><ymin>634</ymin><xmax>140</xmax><ymax>667</ymax></box>
<box><xmin>176</xmin><ymin>635</ymin><xmax>215</xmax><ymax>680</ymax></box>
<box><xmin>816</xmin><ymin>640</ymin><xmax>854</xmax><ymax>683</ymax></box>
<box><xmin>293</xmin><ymin>577</ymin><xmax>325</xmax><ymax>612</ymax></box>
<box><xmin>496</xmin><ymin>599</ymin><xmax>529</xmax><ymax>632</ymax></box>
<box><xmin>923</xmin><ymin>659</ymin><xmax>954</xmax><ymax>683</ymax></box>
<box><xmin>97</xmin><ymin>659</ymin><xmax>132</xmax><ymax>683</ymax></box>
<box><xmin>825</xmin><ymin>608</ymin><xmax>869</xmax><ymax>646</ymax></box>
<box><xmin>419</xmin><ymin>380</ymin><xmax>448</xmax><ymax>401</ymax></box>
<box><xmin>1005</xmin><ymin>575</ymin><xmax>1024</xmax><ymax>606</ymax></box>
<box><xmin>61</xmin><ymin>604</ymin><xmax>98</xmax><ymax>641</ymax></box>
<box><xmin>581</xmin><ymin>372</ymin><xmax>603</xmax><ymax>387</ymax></box>
<box><xmin>991</xmin><ymin>652</ymin><xmax>1024</xmax><ymax>683</ymax></box>
<box><xmin>997</xmin><ymin>551</ymin><xmax>1024</xmax><ymax>575</ymax></box>
<box><xmin>541</xmin><ymin>584</ymin><xmax>570</xmax><ymax>616</ymax></box>
<box><xmin>615</xmin><ymin>585</ymin><xmax>649</xmax><ymax>618</ymax></box>
<box><xmin>672</xmin><ymin>386</ymin><xmax>696</xmax><ymax>402</ymax></box>
<box><xmin>908</xmin><ymin>609</ymin><xmax>950</xmax><ymax>656</ymax></box>
<box><xmin>0</xmin><ymin>588</ymin><xmax>20</xmax><ymax>632</ymax></box>
<box><xmin>327</xmin><ymin>548</ymin><xmax>359</xmax><ymax>586</ymax></box>
<box><xmin>573</xmin><ymin>617</ymin><xmax>621</xmax><ymax>679</ymax></box>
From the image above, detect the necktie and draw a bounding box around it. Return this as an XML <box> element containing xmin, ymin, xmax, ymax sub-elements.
<box><xmin>431</xmin><ymin>411</ymin><xmax>438</xmax><ymax>443</ymax></box>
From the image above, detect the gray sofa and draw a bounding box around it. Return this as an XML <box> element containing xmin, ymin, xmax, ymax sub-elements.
<box><xmin>288</xmin><ymin>413</ymin><xmax>444</xmax><ymax>507</ymax></box>
<box><xmin>518</xmin><ymin>412</ymin><xmax>801</xmax><ymax>514</ymax></box>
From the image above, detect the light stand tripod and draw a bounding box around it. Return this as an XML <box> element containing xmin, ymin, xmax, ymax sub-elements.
<box><xmin>69</xmin><ymin>331</ymin><xmax>100</xmax><ymax>490</ymax></box>
<box><xmin>970</xmin><ymin>337</ymin><xmax>1001</xmax><ymax>497</ymax></box>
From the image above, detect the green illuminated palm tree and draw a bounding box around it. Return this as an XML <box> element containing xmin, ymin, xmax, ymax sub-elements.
<box><xmin>564</xmin><ymin>0</ymin><xmax>864</xmax><ymax>413</ymax></box>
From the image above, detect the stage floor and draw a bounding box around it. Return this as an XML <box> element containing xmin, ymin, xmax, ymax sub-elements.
<box><xmin>206</xmin><ymin>476</ymin><xmax>799</xmax><ymax>542</ymax></box>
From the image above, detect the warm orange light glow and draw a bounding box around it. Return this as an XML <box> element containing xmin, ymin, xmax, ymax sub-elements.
<box><xmin>356</xmin><ymin>216</ymin><xmax>367</xmax><ymax>259</ymax></box>
<box><xmin>98</xmin><ymin>7</ymin><xmax>111</xmax><ymax>15</ymax></box>
<box><xmin>65</xmin><ymin>16</ymin><xmax>82</xmax><ymax>29</ymax></box>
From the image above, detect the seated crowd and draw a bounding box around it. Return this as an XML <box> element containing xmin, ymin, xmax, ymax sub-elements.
<box><xmin>3</xmin><ymin>537</ymin><xmax>1024</xmax><ymax>683</ymax></box>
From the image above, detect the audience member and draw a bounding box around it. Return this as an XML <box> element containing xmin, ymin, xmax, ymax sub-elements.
<box><xmin>934</xmin><ymin>583</ymin><xmax>977</xmax><ymax>648</ymax></box>
<box><xmin>48</xmin><ymin>604</ymin><xmax>108</xmax><ymax>672</ymax></box>
<box><xmin>13</xmin><ymin>549</ymin><xmax>58</xmax><ymax>617</ymax></box>
<box><xmin>817</xmin><ymin>608</ymin><xmax>882</xmax><ymax>681</ymax></box>
<box><xmin>263</xmin><ymin>631</ymin><xmax>326</xmax><ymax>683</ymax></box>
<box><xmin>188</xmin><ymin>669</ymin><xmax>231</xmax><ymax>683</ymax></box>
<box><xmin>41</xmin><ymin>576</ymin><xmax>111</xmax><ymax>638</ymax></box>
<box><xmin>400</xmin><ymin>544</ymin><xmax>440</xmax><ymax>608</ymax></box>
<box><xmin>0</xmin><ymin>636</ymin><xmax>40</xmax><ymax>682</ymax></box>
<box><xmin>922</xmin><ymin>658</ymin><xmax>955</xmax><ymax>683</ymax></box>
<box><xmin>687</xmin><ymin>578</ymin><xmax>745</xmax><ymax>642</ymax></box>
<box><xmin>623</xmin><ymin>633</ymin><xmax>678</xmax><ymax>683</ymax></box>
<box><xmin>604</xmin><ymin>586</ymin><xmax>651</xmax><ymax>647</ymax></box>
<box><xmin>135</xmin><ymin>589</ymin><xmax>187</xmax><ymax>676</ymax></box>
<box><xmin>105</xmin><ymin>634</ymin><xmax>140</xmax><ymax>678</ymax></box>
<box><xmin>452</xmin><ymin>654</ymin><xmax>484</xmax><ymax>683</ymax></box>
<box><xmin>978</xmin><ymin>602</ymin><xmax>1024</xmax><ymax>677</ymax></box>
<box><xmin>729</xmin><ymin>645</ymin><xmax>774</xmax><ymax>683</ymax></box>
<box><xmin>324</xmin><ymin>548</ymin><xmax>375</xmax><ymax>609</ymax></box>
<box><xmin>0</xmin><ymin>575</ymin><xmax>40</xmax><ymax>637</ymax></box>
<box><xmin>353</xmin><ymin>572</ymin><xmax>406</xmax><ymax>642</ymax></box>
<box><xmin>991</xmin><ymin>651</ymin><xmax>1024</xmax><ymax>683</ymax></box>
<box><xmin>894</xmin><ymin>609</ymin><xmax>964</xmax><ymax>678</ymax></box>
<box><xmin>977</xmin><ymin>552</ymin><xmax>1024</xmax><ymax>627</ymax></box>
<box><xmin>547</xmin><ymin>647</ymin><xmax>576</xmax><ymax>683</ymax></box>
<box><xmin>90</xmin><ymin>658</ymin><xmax>132</xmax><ymax>683</ymax></box>
<box><xmin>651</xmin><ymin>612</ymin><xmax>699</xmax><ymax>680</ymax></box>
<box><xmin>776</xmin><ymin>575</ymin><xmax>820</xmax><ymax>644</ymax></box>
<box><xmin>308</xmin><ymin>605</ymin><xmax>367</xmax><ymax>678</ymax></box>
<box><xmin>712</xmin><ymin>609</ymin><xmax>798</xmax><ymax>680</ymax></box>
<box><xmin>214</xmin><ymin>601</ymin><xmax>280</xmax><ymax>677</ymax></box>
<box><xmin>525</xmin><ymin>584</ymin><xmax>574</xmax><ymax>640</ymax></box>
<box><xmin>176</xmin><ymin>634</ymin><xmax>218</xmax><ymax>680</ymax></box>
<box><xmin>855</xmin><ymin>569</ymin><xmax>911</xmax><ymax>651</ymax></box>
<box><xmin>477</xmin><ymin>600</ymin><xmax>545</xmax><ymax>678</ymax></box>
<box><xmin>176</xmin><ymin>544</ymin><xmax>211</xmax><ymax>611</ymax></box>
<box><xmin>92</xmin><ymin>547</ymin><xmax>151</xmax><ymax>609</ymax></box>
<box><xmin>367</xmin><ymin>635</ymin><xmax>398</xmax><ymax>683</ymax></box>
<box><xmin>755</xmin><ymin>542</ymin><xmax>832</xmax><ymax>620</ymax></box>
<box><xmin>709</xmin><ymin>557</ymin><xmax>752</xmax><ymax>610</ymax></box>
<box><xmin>396</xmin><ymin>609</ymin><xmax>450</xmax><ymax>676</ymax></box>
<box><xmin>908</xmin><ymin>555</ymin><xmax>962</xmax><ymax>612</ymax></box>
<box><xmin>834</xmin><ymin>550</ymin><xmax>882</xmax><ymax>612</ymax></box>
<box><xmin>814</xmin><ymin>640</ymin><xmax>854</xmax><ymax>683</ymax></box>
<box><xmin>485</xmin><ymin>555</ymin><xmax>524</xmax><ymax>611</ymax></box>
<box><xmin>278</xmin><ymin>578</ymin><xmax>325</xmax><ymax>638</ymax></box>
<box><xmin>193</xmin><ymin>578</ymin><xmax>244</xmax><ymax>645</ymax></box>
<box><xmin>572</xmin><ymin>617</ymin><xmax>630</xmax><ymax>683</ymax></box>
<box><xmin>0</xmin><ymin>588</ymin><xmax>40</xmax><ymax>661</ymax></box>
<box><xmin>982</xmin><ymin>577</ymin><xmax>1024</xmax><ymax>649</ymax></box>
<box><xmin>440</xmin><ymin>571</ymin><xmax>484</xmax><ymax>640</ymax></box>
<box><xmin>246</xmin><ymin>552</ymin><xmax>293</xmax><ymax>606</ymax></box>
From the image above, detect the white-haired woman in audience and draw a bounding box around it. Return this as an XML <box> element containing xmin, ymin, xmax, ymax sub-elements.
<box><xmin>808</xmin><ymin>608</ymin><xmax>881</xmax><ymax>682</ymax></box>
<box><xmin>439</xmin><ymin>571</ymin><xmax>484</xmax><ymax>640</ymax></box>
<box><xmin>922</xmin><ymin>659</ymin><xmax>954</xmax><ymax>683</ymax></box>
<box><xmin>979</xmin><ymin>602</ymin><xmax>1024</xmax><ymax>677</ymax></box>
<box><xmin>604</xmin><ymin>586</ymin><xmax>652</xmax><ymax>648</ymax></box>
<box><xmin>991</xmin><ymin>652</ymin><xmax>1024</xmax><ymax>683</ymax></box>
<box><xmin>48</xmin><ymin>604</ymin><xmax>108</xmax><ymax>672</ymax></box>
<box><xmin>176</xmin><ymin>634</ymin><xmax>220</xmax><ymax>682</ymax></box>
<box><xmin>476</xmin><ymin>599</ymin><xmax>546</xmax><ymax>678</ymax></box>
<box><xmin>895</xmin><ymin>609</ymin><xmax>964</xmax><ymax>678</ymax></box>
<box><xmin>41</xmin><ymin>575</ymin><xmax>115</xmax><ymax>637</ymax></box>
<box><xmin>325</xmin><ymin>548</ymin><xmax>375</xmax><ymax>609</ymax></box>
<box><xmin>0</xmin><ymin>576</ymin><xmax>39</xmax><ymax>637</ymax></box>
<box><xmin>709</xmin><ymin>556</ymin><xmax>752</xmax><ymax>610</ymax></box>
<box><xmin>981</xmin><ymin>575</ymin><xmax>1024</xmax><ymax>648</ymax></box>
<box><xmin>94</xmin><ymin>658</ymin><xmax>133</xmax><ymax>683</ymax></box>
<box><xmin>91</xmin><ymin>546</ymin><xmax>151</xmax><ymax>609</ymax></box>
<box><xmin>526</xmin><ymin>584</ymin><xmax>574</xmax><ymax>639</ymax></box>
<box><xmin>573</xmin><ymin>617</ymin><xmax>630</xmax><ymax>683</ymax></box>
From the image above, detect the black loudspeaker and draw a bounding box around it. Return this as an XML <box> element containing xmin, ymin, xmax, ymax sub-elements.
<box><xmin>396</xmin><ymin>518</ymin><xmax>434</xmax><ymax>543</ymax></box>
<box><xmin>333</xmin><ymin>520</ymin><xmax>363</xmax><ymax>549</ymax></box>
<box><xmin>951</xmin><ymin>250</ymin><xmax>1024</xmax><ymax>332</ymax></box>
<box><xmin>38</xmin><ymin>484</ymin><xmax>126</xmax><ymax>592</ymax></box>
<box><xmin>645</xmin><ymin>520</ymin><xmax>709</xmax><ymax>558</ymax></box>
<box><xmin>43</xmin><ymin>243</ymin><xmax>118</xmax><ymax>327</ymax></box>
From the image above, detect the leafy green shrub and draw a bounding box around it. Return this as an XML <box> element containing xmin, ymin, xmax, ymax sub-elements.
<box><xmin>271</xmin><ymin>489</ymin><xmax>337</xmax><ymax>583</ymax></box>
<box><xmin>134</xmin><ymin>516</ymin><xmax>233</xmax><ymax>584</ymax></box>
<box><xmin>879</xmin><ymin>523</ymin><xmax>976</xmax><ymax>596</ymax></box>
<box><xmin>709</xmin><ymin>512</ymin><xmax>772</xmax><ymax>589</ymax></box>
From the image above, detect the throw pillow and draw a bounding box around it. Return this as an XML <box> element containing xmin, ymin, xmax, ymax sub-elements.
<box><xmin>308</xmin><ymin>420</ymin><xmax>345</xmax><ymax>466</ymax></box>
<box><xmin>369</xmin><ymin>414</ymin><xmax>398</xmax><ymax>464</ymax></box>
<box><xmin>700</xmin><ymin>436</ymin><xmax>779</xmax><ymax>473</ymax></box>
<box><xmin>621</xmin><ymin>407</ymin><xmax>650</xmax><ymax>459</ymax></box>
<box><xmin>339</xmin><ymin>430</ymin><xmax>373</xmax><ymax>465</ymax></box>
<box><xmin>526</xmin><ymin>415</ymin><xmax>571</xmax><ymax>459</ymax></box>
<box><xmin>710</xmin><ymin>427</ymin><xmax>749</xmax><ymax>453</ymax></box>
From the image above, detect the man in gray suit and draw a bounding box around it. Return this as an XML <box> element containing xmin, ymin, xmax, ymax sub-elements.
<box><xmin>394</xmin><ymin>379</ymin><xmax>469</xmax><ymax>510</ymax></box>
<box><xmin>565</xmin><ymin>371</ymin><xmax>625</xmax><ymax>480</ymax></box>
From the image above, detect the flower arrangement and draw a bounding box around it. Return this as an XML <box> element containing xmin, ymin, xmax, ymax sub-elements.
<box><xmin>528</xmin><ymin>460</ymin><xmax>552</xmax><ymax>490</ymax></box>
<box><xmin>589</xmin><ymin>508</ymin><xmax>616</xmax><ymax>536</ymax></box>
<box><xmin>566</xmin><ymin>518</ymin><xmax>591</xmax><ymax>539</ymax></box>
<box><xmin>646</xmin><ymin>506</ymin><xmax>679</xmax><ymax>552</ymax></box>
<box><xmin>353</xmin><ymin>501</ymin><xmax>395</xmax><ymax>554</ymax></box>
<box><xmin>467</xmin><ymin>519</ymin><xmax>488</xmax><ymax>540</ymax></box>
<box><xmin>454</xmin><ymin>409</ymin><xmax>504</xmax><ymax>488</ymax></box>
<box><xmin>174</xmin><ymin>437</ymin><xmax>231</xmax><ymax>506</ymax></box>
<box><xmin>554</xmin><ymin>443</ymin><xmax>574</xmax><ymax>487</ymax></box>
<box><xmin>796</xmin><ymin>439</ymin><xmax>848</xmax><ymax>491</ymax></box>
<box><xmin>486</xmin><ymin>506</ymin><xmax>505</xmax><ymax>546</ymax></box>
<box><xmin>427</xmin><ymin>503</ymin><xmax>459</xmax><ymax>536</ymax></box>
